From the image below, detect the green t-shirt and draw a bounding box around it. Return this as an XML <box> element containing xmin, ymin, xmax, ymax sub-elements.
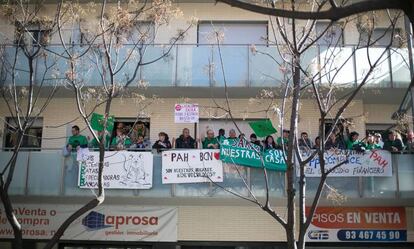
<box><xmin>346</xmin><ymin>139</ymin><xmax>361</xmax><ymax>150</ymax></box>
<box><xmin>365</xmin><ymin>143</ymin><xmax>381</xmax><ymax>150</ymax></box>
<box><xmin>90</xmin><ymin>135</ymin><xmax>111</xmax><ymax>149</ymax></box>
<box><xmin>202</xmin><ymin>137</ymin><xmax>219</xmax><ymax>149</ymax></box>
<box><xmin>67</xmin><ymin>135</ymin><xmax>88</xmax><ymax>150</ymax></box>
<box><xmin>277</xmin><ymin>137</ymin><xmax>288</xmax><ymax>145</ymax></box>
<box><xmin>111</xmin><ymin>136</ymin><xmax>131</xmax><ymax>148</ymax></box>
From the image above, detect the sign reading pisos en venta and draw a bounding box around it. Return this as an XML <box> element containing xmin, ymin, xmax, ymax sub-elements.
<box><xmin>307</xmin><ymin>207</ymin><xmax>407</xmax><ymax>242</ymax></box>
<box><xmin>0</xmin><ymin>204</ymin><xmax>177</xmax><ymax>241</ymax></box>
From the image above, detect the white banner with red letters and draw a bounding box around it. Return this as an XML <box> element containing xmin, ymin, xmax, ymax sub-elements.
<box><xmin>297</xmin><ymin>149</ymin><xmax>392</xmax><ymax>177</ymax></box>
<box><xmin>174</xmin><ymin>103</ymin><xmax>199</xmax><ymax>123</ymax></box>
<box><xmin>0</xmin><ymin>204</ymin><xmax>177</xmax><ymax>241</ymax></box>
<box><xmin>162</xmin><ymin>149</ymin><xmax>223</xmax><ymax>184</ymax></box>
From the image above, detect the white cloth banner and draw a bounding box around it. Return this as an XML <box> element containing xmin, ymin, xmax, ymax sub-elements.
<box><xmin>0</xmin><ymin>204</ymin><xmax>177</xmax><ymax>241</ymax></box>
<box><xmin>162</xmin><ymin>149</ymin><xmax>223</xmax><ymax>184</ymax></box>
<box><xmin>78</xmin><ymin>151</ymin><xmax>153</xmax><ymax>189</ymax></box>
<box><xmin>174</xmin><ymin>103</ymin><xmax>199</xmax><ymax>123</ymax></box>
<box><xmin>297</xmin><ymin>149</ymin><xmax>392</xmax><ymax>177</ymax></box>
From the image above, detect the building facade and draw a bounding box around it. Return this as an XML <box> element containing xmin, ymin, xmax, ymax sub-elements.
<box><xmin>0</xmin><ymin>1</ymin><xmax>413</xmax><ymax>249</ymax></box>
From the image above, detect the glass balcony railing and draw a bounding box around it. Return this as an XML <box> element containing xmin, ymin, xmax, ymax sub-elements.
<box><xmin>0</xmin><ymin>44</ymin><xmax>411</xmax><ymax>88</ymax></box>
<box><xmin>0</xmin><ymin>150</ymin><xmax>413</xmax><ymax>199</ymax></box>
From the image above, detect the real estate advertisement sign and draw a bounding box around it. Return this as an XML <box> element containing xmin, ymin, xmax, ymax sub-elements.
<box><xmin>78</xmin><ymin>151</ymin><xmax>153</xmax><ymax>189</ymax></box>
<box><xmin>174</xmin><ymin>103</ymin><xmax>199</xmax><ymax>123</ymax></box>
<box><xmin>162</xmin><ymin>149</ymin><xmax>223</xmax><ymax>184</ymax></box>
<box><xmin>307</xmin><ymin>207</ymin><xmax>407</xmax><ymax>242</ymax></box>
<box><xmin>298</xmin><ymin>149</ymin><xmax>392</xmax><ymax>177</ymax></box>
<box><xmin>0</xmin><ymin>204</ymin><xmax>177</xmax><ymax>241</ymax></box>
<box><xmin>220</xmin><ymin>138</ymin><xmax>287</xmax><ymax>171</ymax></box>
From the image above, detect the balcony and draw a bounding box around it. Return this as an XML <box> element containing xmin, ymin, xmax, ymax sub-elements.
<box><xmin>0</xmin><ymin>44</ymin><xmax>411</xmax><ymax>89</ymax></box>
<box><xmin>1</xmin><ymin>150</ymin><xmax>413</xmax><ymax>201</ymax></box>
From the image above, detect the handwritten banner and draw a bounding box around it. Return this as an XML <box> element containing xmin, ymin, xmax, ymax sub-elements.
<box><xmin>174</xmin><ymin>103</ymin><xmax>199</xmax><ymax>123</ymax></box>
<box><xmin>78</xmin><ymin>151</ymin><xmax>153</xmax><ymax>189</ymax></box>
<box><xmin>162</xmin><ymin>149</ymin><xmax>223</xmax><ymax>184</ymax></box>
<box><xmin>220</xmin><ymin>138</ymin><xmax>287</xmax><ymax>171</ymax></box>
<box><xmin>307</xmin><ymin>207</ymin><xmax>406</xmax><ymax>242</ymax></box>
<box><xmin>298</xmin><ymin>149</ymin><xmax>392</xmax><ymax>177</ymax></box>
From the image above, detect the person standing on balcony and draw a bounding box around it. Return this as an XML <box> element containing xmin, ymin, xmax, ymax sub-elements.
<box><xmin>277</xmin><ymin>130</ymin><xmax>289</xmax><ymax>148</ymax></box>
<box><xmin>130</xmin><ymin>121</ymin><xmax>149</xmax><ymax>143</ymax></box>
<box><xmin>364</xmin><ymin>134</ymin><xmax>382</xmax><ymax>150</ymax></box>
<box><xmin>227</xmin><ymin>129</ymin><xmax>237</xmax><ymax>140</ymax></box>
<box><xmin>153</xmin><ymin>132</ymin><xmax>172</xmax><ymax>152</ymax></box>
<box><xmin>298</xmin><ymin>132</ymin><xmax>313</xmax><ymax>149</ymax></box>
<box><xmin>216</xmin><ymin>128</ymin><xmax>226</xmax><ymax>143</ymax></box>
<box><xmin>263</xmin><ymin>135</ymin><xmax>277</xmax><ymax>151</ymax></box>
<box><xmin>374</xmin><ymin>133</ymin><xmax>384</xmax><ymax>149</ymax></box>
<box><xmin>405</xmin><ymin>130</ymin><xmax>414</xmax><ymax>153</ymax></box>
<box><xmin>111</xmin><ymin>128</ymin><xmax>131</xmax><ymax>151</ymax></box>
<box><xmin>202</xmin><ymin>129</ymin><xmax>219</xmax><ymax>149</ymax></box>
<box><xmin>326</xmin><ymin>132</ymin><xmax>345</xmax><ymax>150</ymax></box>
<box><xmin>345</xmin><ymin>131</ymin><xmax>363</xmax><ymax>150</ymax></box>
<box><xmin>89</xmin><ymin>130</ymin><xmax>110</xmax><ymax>150</ymax></box>
<box><xmin>250</xmin><ymin>133</ymin><xmax>262</xmax><ymax>147</ymax></box>
<box><xmin>383</xmin><ymin>130</ymin><xmax>404</xmax><ymax>153</ymax></box>
<box><xmin>174</xmin><ymin>128</ymin><xmax>196</xmax><ymax>149</ymax></box>
<box><xmin>67</xmin><ymin>125</ymin><xmax>88</xmax><ymax>152</ymax></box>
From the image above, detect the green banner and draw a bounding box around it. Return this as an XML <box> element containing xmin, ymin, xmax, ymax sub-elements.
<box><xmin>219</xmin><ymin>138</ymin><xmax>287</xmax><ymax>171</ymax></box>
<box><xmin>90</xmin><ymin>112</ymin><xmax>114</xmax><ymax>132</ymax></box>
<box><xmin>248</xmin><ymin>119</ymin><xmax>277</xmax><ymax>137</ymax></box>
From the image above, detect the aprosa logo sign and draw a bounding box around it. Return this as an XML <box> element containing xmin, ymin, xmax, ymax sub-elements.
<box><xmin>82</xmin><ymin>211</ymin><xmax>159</xmax><ymax>230</ymax></box>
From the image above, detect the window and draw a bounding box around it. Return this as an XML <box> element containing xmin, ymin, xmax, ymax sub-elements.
<box><xmin>15</xmin><ymin>22</ymin><xmax>51</xmax><ymax>47</ymax></box>
<box><xmin>360</xmin><ymin>28</ymin><xmax>402</xmax><ymax>47</ymax></box>
<box><xmin>197</xmin><ymin>21</ymin><xmax>268</xmax><ymax>45</ymax></box>
<box><xmin>315</xmin><ymin>22</ymin><xmax>344</xmax><ymax>46</ymax></box>
<box><xmin>3</xmin><ymin>117</ymin><xmax>43</xmax><ymax>151</ymax></box>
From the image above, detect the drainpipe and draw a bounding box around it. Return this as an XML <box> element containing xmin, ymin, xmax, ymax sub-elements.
<box><xmin>404</xmin><ymin>16</ymin><xmax>414</xmax><ymax>128</ymax></box>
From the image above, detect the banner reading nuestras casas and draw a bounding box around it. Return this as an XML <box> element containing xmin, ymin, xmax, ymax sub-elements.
<box><xmin>78</xmin><ymin>151</ymin><xmax>153</xmax><ymax>189</ymax></box>
<box><xmin>162</xmin><ymin>149</ymin><xmax>223</xmax><ymax>184</ymax></box>
<box><xmin>297</xmin><ymin>149</ymin><xmax>392</xmax><ymax>177</ymax></box>
<box><xmin>0</xmin><ymin>204</ymin><xmax>177</xmax><ymax>241</ymax></box>
<box><xmin>219</xmin><ymin>138</ymin><xmax>287</xmax><ymax>171</ymax></box>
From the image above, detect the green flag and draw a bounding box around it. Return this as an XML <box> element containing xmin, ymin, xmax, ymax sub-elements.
<box><xmin>90</xmin><ymin>113</ymin><xmax>114</xmax><ymax>132</ymax></box>
<box><xmin>248</xmin><ymin>119</ymin><xmax>277</xmax><ymax>137</ymax></box>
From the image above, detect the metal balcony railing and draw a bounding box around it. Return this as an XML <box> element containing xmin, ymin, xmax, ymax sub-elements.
<box><xmin>0</xmin><ymin>44</ymin><xmax>411</xmax><ymax>88</ymax></box>
<box><xmin>1</xmin><ymin>150</ymin><xmax>413</xmax><ymax>199</ymax></box>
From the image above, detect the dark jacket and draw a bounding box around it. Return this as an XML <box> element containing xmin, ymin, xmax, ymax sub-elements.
<box><xmin>175</xmin><ymin>135</ymin><xmax>196</xmax><ymax>149</ymax></box>
<box><xmin>325</xmin><ymin>138</ymin><xmax>346</xmax><ymax>150</ymax></box>
<box><xmin>383</xmin><ymin>139</ymin><xmax>404</xmax><ymax>152</ymax></box>
<box><xmin>152</xmin><ymin>140</ymin><xmax>172</xmax><ymax>151</ymax></box>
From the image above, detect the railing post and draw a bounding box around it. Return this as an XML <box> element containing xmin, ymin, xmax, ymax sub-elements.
<box><xmin>24</xmin><ymin>152</ymin><xmax>31</xmax><ymax>196</ymax></box>
<box><xmin>394</xmin><ymin>154</ymin><xmax>401</xmax><ymax>199</ymax></box>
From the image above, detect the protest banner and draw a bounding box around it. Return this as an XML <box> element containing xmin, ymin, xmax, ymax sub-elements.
<box><xmin>219</xmin><ymin>138</ymin><xmax>287</xmax><ymax>171</ymax></box>
<box><xmin>78</xmin><ymin>151</ymin><xmax>153</xmax><ymax>189</ymax></box>
<box><xmin>307</xmin><ymin>207</ymin><xmax>406</xmax><ymax>242</ymax></box>
<box><xmin>162</xmin><ymin>149</ymin><xmax>223</xmax><ymax>184</ymax></box>
<box><xmin>174</xmin><ymin>103</ymin><xmax>199</xmax><ymax>123</ymax></box>
<box><xmin>298</xmin><ymin>149</ymin><xmax>392</xmax><ymax>177</ymax></box>
<box><xmin>0</xmin><ymin>204</ymin><xmax>177</xmax><ymax>241</ymax></box>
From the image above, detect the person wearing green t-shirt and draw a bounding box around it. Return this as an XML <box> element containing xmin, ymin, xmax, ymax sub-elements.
<box><xmin>346</xmin><ymin>131</ymin><xmax>362</xmax><ymax>150</ymax></box>
<box><xmin>67</xmin><ymin>125</ymin><xmax>88</xmax><ymax>151</ymax></box>
<box><xmin>111</xmin><ymin>128</ymin><xmax>131</xmax><ymax>151</ymax></box>
<box><xmin>202</xmin><ymin>129</ymin><xmax>219</xmax><ymax>149</ymax></box>
<box><xmin>227</xmin><ymin>129</ymin><xmax>237</xmax><ymax>140</ymax></box>
<box><xmin>90</xmin><ymin>130</ymin><xmax>111</xmax><ymax>150</ymax></box>
<box><xmin>277</xmin><ymin>130</ymin><xmax>289</xmax><ymax>147</ymax></box>
<box><xmin>364</xmin><ymin>134</ymin><xmax>382</xmax><ymax>150</ymax></box>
